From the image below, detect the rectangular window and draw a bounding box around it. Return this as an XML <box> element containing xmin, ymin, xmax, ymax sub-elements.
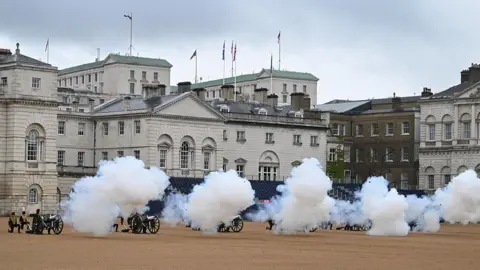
<box><xmin>310</xmin><ymin>135</ymin><xmax>318</xmax><ymax>145</ymax></box>
<box><xmin>328</xmin><ymin>148</ymin><xmax>337</xmax><ymax>161</ymax></box>
<box><xmin>142</xmin><ymin>71</ymin><xmax>147</xmax><ymax>80</ymax></box>
<box><xmin>88</xmin><ymin>74</ymin><xmax>91</xmax><ymax>83</ymax></box>
<box><xmin>344</xmin><ymin>170</ymin><xmax>351</xmax><ymax>183</ymax></box>
<box><xmin>293</xmin><ymin>84</ymin><xmax>297</xmax><ymax>92</ymax></box>
<box><xmin>356</xmin><ymin>149</ymin><xmax>360</xmax><ymax>162</ymax></box>
<box><xmin>331</xmin><ymin>124</ymin><xmax>339</xmax><ymax>135</ymax></box>
<box><xmin>134</xmin><ymin>150</ymin><xmax>140</xmax><ymax>159</ymax></box>
<box><xmin>236</xmin><ymin>165</ymin><xmax>245</xmax><ymax>178</ymax></box>
<box><xmin>385</xmin><ymin>147</ymin><xmax>394</xmax><ymax>162</ymax></box>
<box><xmin>444</xmin><ymin>175</ymin><xmax>451</xmax><ymax>186</ymax></box>
<box><xmin>58</xmin><ymin>121</ymin><xmax>66</xmax><ymax>135</ymax></box>
<box><xmin>356</xmin><ymin>124</ymin><xmax>364</xmax><ymax>136</ymax></box>
<box><xmin>344</xmin><ymin>145</ymin><xmax>351</xmax><ymax>162</ymax></box>
<box><xmin>428</xmin><ymin>124</ymin><xmax>435</xmax><ymax>140</ymax></box>
<box><xmin>203</xmin><ymin>152</ymin><xmax>211</xmax><ymax>170</ymax></box>
<box><xmin>75</xmin><ymin>76</ymin><xmax>78</xmax><ymax>85</ymax></box>
<box><xmin>402</xmin><ymin>122</ymin><xmax>410</xmax><ymax>135</ymax></box>
<box><xmin>102</xmin><ymin>151</ymin><xmax>108</xmax><ymax>160</ymax></box>
<box><xmin>303</xmin><ymin>85</ymin><xmax>307</xmax><ymax>93</ymax></box>
<box><xmin>78</xmin><ymin>122</ymin><xmax>85</xmax><ymax>136</ymax></box>
<box><xmin>94</xmin><ymin>73</ymin><xmax>98</xmax><ymax>82</ymax></box>
<box><xmin>265</xmin><ymin>133</ymin><xmax>274</xmax><ymax>142</ymax></box>
<box><xmin>57</xmin><ymin>150</ymin><xmax>65</xmax><ymax>165</ymax></box>
<box><xmin>293</xmin><ymin>134</ymin><xmax>301</xmax><ymax>144</ymax></box>
<box><xmin>282</xmin><ymin>94</ymin><xmax>287</xmax><ymax>103</ymax></box>
<box><xmin>118</xmin><ymin>121</ymin><xmax>125</xmax><ymax>135</ymax></box>
<box><xmin>370</xmin><ymin>148</ymin><xmax>377</xmax><ymax>162</ymax></box>
<box><xmin>236</xmin><ymin>131</ymin><xmax>245</xmax><ymax>141</ymax></box>
<box><xmin>130</xmin><ymin>83</ymin><xmax>135</xmax><ymax>94</ymax></box>
<box><xmin>386</xmin><ymin>123</ymin><xmax>394</xmax><ymax>135</ymax></box>
<box><xmin>77</xmin><ymin>152</ymin><xmax>85</xmax><ymax>166</ymax></box>
<box><xmin>1</xmin><ymin>77</ymin><xmax>7</xmax><ymax>85</ymax></box>
<box><xmin>130</xmin><ymin>70</ymin><xmax>135</xmax><ymax>79</ymax></box>
<box><xmin>444</xmin><ymin>123</ymin><xmax>452</xmax><ymax>140</ymax></box>
<box><xmin>117</xmin><ymin>150</ymin><xmax>124</xmax><ymax>157</ymax></box>
<box><xmin>401</xmin><ymin>147</ymin><xmax>409</xmax><ymax>161</ymax></box>
<box><xmin>282</xmin><ymin>84</ymin><xmax>287</xmax><ymax>92</ymax></box>
<box><xmin>154</xmin><ymin>72</ymin><xmax>158</xmax><ymax>80</ymax></box>
<box><xmin>462</xmin><ymin>122</ymin><xmax>471</xmax><ymax>139</ymax></box>
<box><xmin>32</xmin><ymin>77</ymin><xmax>41</xmax><ymax>89</ymax></box>
<box><xmin>134</xmin><ymin>120</ymin><xmax>141</xmax><ymax>134</ymax></box>
<box><xmin>401</xmin><ymin>173</ymin><xmax>409</xmax><ymax>189</ymax></box>
<box><xmin>371</xmin><ymin>123</ymin><xmax>379</xmax><ymax>136</ymax></box>
<box><xmin>159</xmin><ymin>149</ymin><xmax>167</xmax><ymax>168</ymax></box>
<box><xmin>81</xmin><ymin>76</ymin><xmax>84</xmax><ymax>84</ymax></box>
<box><xmin>103</xmin><ymin>123</ymin><xmax>109</xmax><ymax>135</ymax></box>
<box><xmin>428</xmin><ymin>175</ymin><xmax>434</xmax><ymax>189</ymax></box>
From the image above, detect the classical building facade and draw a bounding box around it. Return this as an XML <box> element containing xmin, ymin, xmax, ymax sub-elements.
<box><xmin>419</xmin><ymin>64</ymin><xmax>480</xmax><ymax>190</ymax></box>
<box><xmin>191</xmin><ymin>69</ymin><xmax>319</xmax><ymax>105</ymax></box>
<box><xmin>0</xmin><ymin>44</ymin><xmax>328</xmax><ymax>215</ymax></box>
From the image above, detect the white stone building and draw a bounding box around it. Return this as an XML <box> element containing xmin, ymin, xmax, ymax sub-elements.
<box><xmin>0</xmin><ymin>44</ymin><xmax>329</xmax><ymax>215</ymax></box>
<box><xmin>419</xmin><ymin>64</ymin><xmax>480</xmax><ymax>190</ymax></box>
<box><xmin>191</xmin><ymin>69</ymin><xmax>319</xmax><ymax>105</ymax></box>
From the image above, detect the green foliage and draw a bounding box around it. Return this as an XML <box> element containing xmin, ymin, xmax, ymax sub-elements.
<box><xmin>326</xmin><ymin>147</ymin><xmax>345</xmax><ymax>183</ymax></box>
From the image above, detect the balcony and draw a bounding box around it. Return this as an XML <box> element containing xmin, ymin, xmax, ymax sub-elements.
<box><xmin>57</xmin><ymin>165</ymin><xmax>97</xmax><ymax>176</ymax></box>
<box><xmin>222</xmin><ymin>112</ymin><xmax>327</xmax><ymax>127</ymax></box>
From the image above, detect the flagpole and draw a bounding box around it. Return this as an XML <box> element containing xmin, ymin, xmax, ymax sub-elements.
<box><xmin>234</xmin><ymin>60</ymin><xmax>237</xmax><ymax>101</ymax></box>
<box><xmin>270</xmin><ymin>54</ymin><xmax>273</xmax><ymax>94</ymax></box>
<box><xmin>278</xmin><ymin>31</ymin><xmax>281</xmax><ymax>70</ymax></box>
<box><xmin>231</xmin><ymin>40</ymin><xmax>234</xmax><ymax>77</ymax></box>
<box><xmin>46</xmin><ymin>39</ymin><xmax>50</xmax><ymax>64</ymax></box>
<box><xmin>222</xmin><ymin>41</ymin><xmax>226</xmax><ymax>85</ymax></box>
<box><xmin>195</xmin><ymin>51</ymin><xmax>198</xmax><ymax>84</ymax></box>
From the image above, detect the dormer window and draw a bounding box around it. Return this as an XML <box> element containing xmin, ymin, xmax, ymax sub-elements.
<box><xmin>220</xmin><ymin>105</ymin><xmax>230</xmax><ymax>113</ymax></box>
<box><xmin>294</xmin><ymin>111</ymin><xmax>303</xmax><ymax>118</ymax></box>
<box><xmin>258</xmin><ymin>108</ymin><xmax>268</xmax><ymax>115</ymax></box>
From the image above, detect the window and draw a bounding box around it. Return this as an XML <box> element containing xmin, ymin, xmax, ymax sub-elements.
<box><xmin>142</xmin><ymin>71</ymin><xmax>146</xmax><ymax>80</ymax></box>
<box><xmin>117</xmin><ymin>150</ymin><xmax>124</xmax><ymax>157</ymax></box>
<box><xmin>344</xmin><ymin>145</ymin><xmax>351</xmax><ymax>162</ymax></box>
<box><xmin>154</xmin><ymin>72</ymin><xmax>158</xmax><ymax>81</ymax></box>
<box><xmin>134</xmin><ymin>150</ymin><xmax>140</xmax><ymax>159</ymax></box>
<box><xmin>339</xmin><ymin>124</ymin><xmax>345</xmax><ymax>136</ymax></box>
<box><xmin>444</xmin><ymin>175</ymin><xmax>451</xmax><ymax>186</ymax></box>
<box><xmin>101</xmin><ymin>152</ymin><xmax>108</xmax><ymax>160</ymax></box>
<box><xmin>103</xmin><ymin>123</ymin><xmax>109</xmax><ymax>135</ymax></box>
<box><xmin>236</xmin><ymin>165</ymin><xmax>245</xmax><ymax>177</ymax></box>
<box><xmin>428</xmin><ymin>175</ymin><xmax>434</xmax><ymax>189</ymax></box>
<box><xmin>27</xmin><ymin>130</ymin><xmax>40</xmax><ymax>162</ymax></box>
<box><xmin>282</xmin><ymin>94</ymin><xmax>287</xmax><ymax>103</ymax></box>
<box><xmin>401</xmin><ymin>147</ymin><xmax>409</xmax><ymax>161</ymax></box>
<box><xmin>355</xmin><ymin>149</ymin><xmax>360</xmax><ymax>162</ymax></box>
<box><xmin>57</xmin><ymin>150</ymin><xmax>65</xmax><ymax>165</ymax></box>
<box><xmin>100</xmin><ymin>99</ymin><xmax>105</xmax><ymax>104</ymax></box>
<box><xmin>0</xmin><ymin>77</ymin><xmax>7</xmax><ymax>85</ymax></box>
<box><xmin>58</xmin><ymin>121</ymin><xmax>65</xmax><ymax>135</ymax></box>
<box><xmin>220</xmin><ymin>105</ymin><xmax>229</xmax><ymax>113</ymax></box>
<box><xmin>78</xmin><ymin>123</ymin><xmax>85</xmax><ymax>136</ymax></box>
<box><xmin>328</xmin><ymin>148</ymin><xmax>337</xmax><ymax>161</ymax></box>
<box><xmin>401</xmin><ymin>173</ymin><xmax>409</xmax><ymax>189</ymax></box>
<box><xmin>462</xmin><ymin>122</ymin><xmax>471</xmax><ymax>139</ymax></box>
<box><xmin>265</xmin><ymin>133</ymin><xmax>274</xmax><ymax>143</ymax></box>
<box><xmin>223</xmin><ymin>130</ymin><xmax>227</xmax><ymax>140</ymax></box>
<box><xmin>386</xmin><ymin>123</ymin><xmax>394</xmax><ymax>135</ymax></box>
<box><xmin>303</xmin><ymin>85</ymin><xmax>307</xmax><ymax>93</ymax></box>
<box><xmin>75</xmin><ymin>76</ymin><xmax>78</xmax><ymax>85</ymax></box>
<box><xmin>77</xmin><ymin>152</ymin><xmax>85</xmax><ymax>166</ymax></box>
<box><xmin>331</xmin><ymin>124</ymin><xmax>339</xmax><ymax>135</ymax></box>
<box><xmin>293</xmin><ymin>84</ymin><xmax>297</xmax><ymax>92</ymax></box>
<box><xmin>282</xmin><ymin>84</ymin><xmax>287</xmax><ymax>92</ymax></box>
<box><xmin>385</xmin><ymin>147</ymin><xmax>394</xmax><ymax>162</ymax></box>
<box><xmin>94</xmin><ymin>86</ymin><xmax>97</xmax><ymax>93</ymax></box>
<box><xmin>69</xmin><ymin>78</ymin><xmax>72</xmax><ymax>86</ymax></box>
<box><xmin>222</xmin><ymin>163</ymin><xmax>227</xmax><ymax>172</ymax></box>
<box><xmin>371</xmin><ymin>123</ymin><xmax>379</xmax><ymax>136</ymax></box>
<box><xmin>428</xmin><ymin>124</ymin><xmax>435</xmax><ymax>140</ymax></box>
<box><xmin>258</xmin><ymin>108</ymin><xmax>267</xmax><ymax>115</ymax></box>
<box><xmin>344</xmin><ymin>170</ymin><xmax>351</xmax><ymax>183</ymax></box>
<box><xmin>444</xmin><ymin>123</ymin><xmax>452</xmax><ymax>140</ymax></box>
<box><xmin>118</xmin><ymin>121</ymin><xmax>125</xmax><ymax>135</ymax></box>
<box><xmin>159</xmin><ymin>149</ymin><xmax>167</xmax><ymax>168</ymax></box>
<box><xmin>310</xmin><ymin>135</ymin><xmax>318</xmax><ymax>145</ymax></box>
<box><xmin>94</xmin><ymin>73</ymin><xmax>98</xmax><ymax>82</ymax></box>
<box><xmin>81</xmin><ymin>76</ymin><xmax>84</xmax><ymax>84</ymax></box>
<box><xmin>237</xmin><ymin>86</ymin><xmax>242</xmax><ymax>93</ymax></box>
<box><xmin>130</xmin><ymin>82</ymin><xmax>135</xmax><ymax>94</ymax></box>
<box><xmin>130</xmin><ymin>70</ymin><xmax>135</xmax><ymax>79</ymax></box>
<box><xmin>236</xmin><ymin>131</ymin><xmax>245</xmax><ymax>142</ymax></box>
<box><xmin>32</xmin><ymin>77</ymin><xmax>41</xmax><ymax>89</ymax></box>
<box><xmin>180</xmin><ymin>142</ymin><xmax>190</xmax><ymax>169</ymax></box>
<box><xmin>370</xmin><ymin>148</ymin><xmax>377</xmax><ymax>162</ymax></box>
<box><xmin>28</xmin><ymin>188</ymin><xmax>38</xmax><ymax>203</ymax></box>
<box><xmin>402</xmin><ymin>122</ymin><xmax>410</xmax><ymax>135</ymax></box>
<box><xmin>293</xmin><ymin>134</ymin><xmax>301</xmax><ymax>145</ymax></box>
<box><xmin>203</xmin><ymin>152</ymin><xmax>211</xmax><ymax>170</ymax></box>
<box><xmin>88</xmin><ymin>74</ymin><xmax>91</xmax><ymax>83</ymax></box>
<box><xmin>258</xmin><ymin>166</ymin><xmax>278</xmax><ymax>181</ymax></box>
<box><xmin>134</xmin><ymin>120</ymin><xmax>141</xmax><ymax>134</ymax></box>
<box><xmin>79</xmin><ymin>109</ymin><xmax>84</xmax><ymax>113</ymax></box>
<box><xmin>356</xmin><ymin>124</ymin><xmax>364</xmax><ymax>136</ymax></box>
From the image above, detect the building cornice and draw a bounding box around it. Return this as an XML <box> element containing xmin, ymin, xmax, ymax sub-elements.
<box><xmin>0</xmin><ymin>98</ymin><xmax>59</xmax><ymax>107</ymax></box>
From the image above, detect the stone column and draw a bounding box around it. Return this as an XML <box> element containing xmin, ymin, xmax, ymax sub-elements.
<box><xmin>453</xmin><ymin>105</ymin><xmax>459</xmax><ymax>145</ymax></box>
<box><xmin>471</xmin><ymin>104</ymin><xmax>476</xmax><ymax>144</ymax></box>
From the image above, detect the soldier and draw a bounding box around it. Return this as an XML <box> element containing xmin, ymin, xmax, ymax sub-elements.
<box><xmin>266</xmin><ymin>219</ymin><xmax>275</xmax><ymax>230</ymax></box>
<box><xmin>19</xmin><ymin>211</ymin><xmax>30</xmax><ymax>231</ymax></box>
<box><xmin>8</xmin><ymin>211</ymin><xmax>21</xmax><ymax>233</ymax></box>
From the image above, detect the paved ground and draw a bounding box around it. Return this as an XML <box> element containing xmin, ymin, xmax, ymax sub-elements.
<box><xmin>1</xmin><ymin>218</ymin><xmax>480</xmax><ymax>270</ymax></box>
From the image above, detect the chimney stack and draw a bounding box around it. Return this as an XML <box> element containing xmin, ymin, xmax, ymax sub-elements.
<box><xmin>421</xmin><ymin>87</ymin><xmax>433</xmax><ymax>98</ymax></box>
<box><xmin>15</xmin><ymin>43</ymin><xmax>20</xmax><ymax>55</ymax></box>
<box><xmin>266</xmin><ymin>93</ymin><xmax>278</xmax><ymax>106</ymax></box>
<box><xmin>302</xmin><ymin>94</ymin><xmax>311</xmax><ymax>110</ymax></box>
<box><xmin>95</xmin><ymin>48</ymin><xmax>100</xmax><ymax>62</ymax></box>
<box><xmin>177</xmin><ymin>82</ymin><xmax>192</xmax><ymax>94</ymax></box>
<box><xmin>461</xmin><ymin>69</ymin><xmax>469</xmax><ymax>83</ymax></box>
<box><xmin>254</xmin><ymin>88</ymin><xmax>268</xmax><ymax>103</ymax></box>
<box><xmin>290</xmin><ymin>92</ymin><xmax>305</xmax><ymax>111</ymax></box>
<box><xmin>221</xmin><ymin>85</ymin><xmax>235</xmax><ymax>101</ymax></box>
<box><xmin>142</xmin><ymin>84</ymin><xmax>164</xmax><ymax>99</ymax></box>
<box><xmin>72</xmin><ymin>100</ymin><xmax>79</xmax><ymax>112</ymax></box>
<box><xmin>391</xmin><ymin>92</ymin><xmax>401</xmax><ymax>109</ymax></box>
<box><xmin>192</xmin><ymin>88</ymin><xmax>206</xmax><ymax>101</ymax></box>
<box><xmin>88</xmin><ymin>98</ymin><xmax>95</xmax><ymax>113</ymax></box>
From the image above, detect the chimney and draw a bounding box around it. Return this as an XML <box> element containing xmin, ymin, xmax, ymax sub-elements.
<box><xmin>192</xmin><ymin>88</ymin><xmax>206</xmax><ymax>101</ymax></box>
<box><xmin>461</xmin><ymin>69</ymin><xmax>469</xmax><ymax>83</ymax></box>
<box><xmin>15</xmin><ymin>43</ymin><xmax>20</xmax><ymax>55</ymax></box>
<box><xmin>72</xmin><ymin>100</ymin><xmax>79</xmax><ymax>112</ymax></box>
<box><xmin>95</xmin><ymin>48</ymin><xmax>100</xmax><ymax>62</ymax></box>
<box><xmin>142</xmin><ymin>84</ymin><xmax>159</xmax><ymax>99</ymax></box>
<box><xmin>123</xmin><ymin>96</ymin><xmax>132</xmax><ymax>111</ymax></box>
<box><xmin>88</xmin><ymin>98</ymin><xmax>95</xmax><ymax>112</ymax></box>
<box><xmin>220</xmin><ymin>85</ymin><xmax>235</xmax><ymax>101</ymax></box>
<box><xmin>391</xmin><ymin>92</ymin><xmax>401</xmax><ymax>109</ymax></box>
<box><xmin>302</xmin><ymin>94</ymin><xmax>311</xmax><ymax>110</ymax></box>
<box><xmin>0</xmin><ymin>48</ymin><xmax>12</xmax><ymax>56</ymax></box>
<box><xmin>467</xmin><ymin>63</ymin><xmax>480</xmax><ymax>84</ymax></box>
<box><xmin>177</xmin><ymin>81</ymin><xmax>192</xmax><ymax>94</ymax></box>
<box><xmin>158</xmin><ymin>84</ymin><xmax>166</xmax><ymax>96</ymax></box>
<box><xmin>254</xmin><ymin>88</ymin><xmax>268</xmax><ymax>103</ymax></box>
<box><xmin>290</xmin><ymin>92</ymin><xmax>305</xmax><ymax>111</ymax></box>
<box><xmin>266</xmin><ymin>93</ymin><xmax>278</xmax><ymax>106</ymax></box>
<box><xmin>421</xmin><ymin>87</ymin><xmax>433</xmax><ymax>97</ymax></box>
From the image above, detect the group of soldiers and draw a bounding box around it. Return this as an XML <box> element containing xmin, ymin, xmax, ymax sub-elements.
<box><xmin>7</xmin><ymin>209</ymin><xmax>40</xmax><ymax>233</ymax></box>
<box><xmin>265</xmin><ymin>219</ymin><xmax>367</xmax><ymax>231</ymax></box>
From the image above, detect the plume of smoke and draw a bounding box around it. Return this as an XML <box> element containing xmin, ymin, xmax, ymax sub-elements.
<box><xmin>357</xmin><ymin>177</ymin><xmax>410</xmax><ymax>236</ymax></box>
<box><xmin>62</xmin><ymin>156</ymin><xmax>170</xmax><ymax>237</ymax></box>
<box><xmin>161</xmin><ymin>193</ymin><xmax>189</xmax><ymax>226</ymax></box>
<box><xmin>404</xmin><ymin>195</ymin><xmax>440</xmax><ymax>232</ymax></box>
<box><xmin>184</xmin><ymin>170</ymin><xmax>255</xmax><ymax>232</ymax></box>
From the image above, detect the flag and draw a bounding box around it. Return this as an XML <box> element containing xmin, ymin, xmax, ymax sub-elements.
<box><xmin>233</xmin><ymin>43</ymin><xmax>237</xmax><ymax>61</ymax></box>
<box><xmin>270</xmin><ymin>54</ymin><xmax>273</xmax><ymax>74</ymax></box>
<box><xmin>45</xmin><ymin>39</ymin><xmax>49</xmax><ymax>52</ymax></box>
<box><xmin>277</xmin><ymin>31</ymin><xmax>281</xmax><ymax>43</ymax></box>
<box><xmin>222</xmin><ymin>41</ymin><xmax>225</xmax><ymax>60</ymax></box>
<box><xmin>190</xmin><ymin>50</ymin><xmax>197</xmax><ymax>60</ymax></box>
<box><xmin>231</xmin><ymin>41</ymin><xmax>234</xmax><ymax>56</ymax></box>
<box><xmin>124</xmin><ymin>14</ymin><xmax>132</xmax><ymax>20</ymax></box>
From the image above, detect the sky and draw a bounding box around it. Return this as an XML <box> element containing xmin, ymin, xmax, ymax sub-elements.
<box><xmin>1</xmin><ymin>0</ymin><xmax>479</xmax><ymax>104</ymax></box>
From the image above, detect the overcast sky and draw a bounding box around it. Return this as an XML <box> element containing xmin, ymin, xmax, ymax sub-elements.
<box><xmin>1</xmin><ymin>0</ymin><xmax>479</xmax><ymax>103</ymax></box>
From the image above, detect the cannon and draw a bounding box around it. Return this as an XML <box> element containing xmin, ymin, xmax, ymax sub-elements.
<box><xmin>266</xmin><ymin>219</ymin><xmax>318</xmax><ymax>232</ymax></box>
<box><xmin>126</xmin><ymin>213</ymin><xmax>161</xmax><ymax>234</ymax></box>
<box><xmin>29</xmin><ymin>214</ymin><xmax>64</xmax><ymax>235</ymax></box>
<box><xmin>189</xmin><ymin>215</ymin><xmax>244</xmax><ymax>233</ymax></box>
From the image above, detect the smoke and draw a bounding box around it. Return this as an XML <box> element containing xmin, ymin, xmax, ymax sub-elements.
<box><xmin>62</xmin><ymin>156</ymin><xmax>170</xmax><ymax>237</ymax></box>
<box><xmin>164</xmin><ymin>170</ymin><xmax>255</xmax><ymax>232</ymax></box>
<box><xmin>248</xmin><ymin>158</ymin><xmax>335</xmax><ymax>233</ymax></box>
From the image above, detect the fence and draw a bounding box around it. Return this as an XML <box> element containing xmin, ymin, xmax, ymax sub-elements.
<box><xmin>0</xmin><ymin>195</ymin><xmax>66</xmax><ymax>216</ymax></box>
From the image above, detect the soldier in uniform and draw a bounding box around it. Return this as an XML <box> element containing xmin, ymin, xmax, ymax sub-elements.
<box><xmin>19</xmin><ymin>210</ymin><xmax>30</xmax><ymax>231</ymax></box>
<box><xmin>8</xmin><ymin>211</ymin><xmax>21</xmax><ymax>233</ymax></box>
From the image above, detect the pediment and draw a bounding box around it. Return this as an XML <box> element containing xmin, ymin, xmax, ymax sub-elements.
<box><xmin>291</xmin><ymin>160</ymin><xmax>302</xmax><ymax>166</ymax></box>
<box><xmin>157</xmin><ymin>142</ymin><xmax>172</xmax><ymax>148</ymax></box>
<box><xmin>234</xmin><ymin>158</ymin><xmax>247</xmax><ymax>164</ymax></box>
<box><xmin>154</xmin><ymin>93</ymin><xmax>226</xmax><ymax>120</ymax></box>
<box><xmin>202</xmin><ymin>144</ymin><xmax>216</xmax><ymax>151</ymax></box>
<box><xmin>256</xmin><ymin>69</ymin><xmax>269</xmax><ymax>78</ymax></box>
<box><xmin>223</xmin><ymin>158</ymin><xmax>229</xmax><ymax>163</ymax></box>
<box><xmin>455</xmin><ymin>82</ymin><xmax>480</xmax><ymax>99</ymax></box>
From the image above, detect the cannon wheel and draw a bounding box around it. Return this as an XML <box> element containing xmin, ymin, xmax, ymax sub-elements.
<box><xmin>52</xmin><ymin>216</ymin><xmax>64</xmax><ymax>235</ymax></box>
<box><xmin>230</xmin><ymin>218</ymin><xmax>244</xmax><ymax>233</ymax></box>
<box><xmin>217</xmin><ymin>224</ymin><xmax>228</xmax><ymax>233</ymax></box>
<box><xmin>31</xmin><ymin>215</ymin><xmax>44</xmax><ymax>234</ymax></box>
<box><xmin>131</xmin><ymin>214</ymin><xmax>144</xmax><ymax>234</ymax></box>
<box><xmin>309</xmin><ymin>227</ymin><xmax>317</xmax><ymax>232</ymax></box>
<box><xmin>147</xmin><ymin>216</ymin><xmax>161</xmax><ymax>234</ymax></box>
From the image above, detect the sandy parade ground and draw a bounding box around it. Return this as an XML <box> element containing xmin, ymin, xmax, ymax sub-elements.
<box><xmin>1</xmin><ymin>218</ymin><xmax>480</xmax><ymax>270</ymax></box>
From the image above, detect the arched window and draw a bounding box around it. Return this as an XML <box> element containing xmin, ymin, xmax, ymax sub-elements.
<box><xmin>28</xmin><ymin>188</ymin><xmax>38</xmax><ymax>203</ymax></box>
<box><xmin>27</xmin><ymin>130</ymin><xmax>39</xmax><ymax>161</ymax></box>
<box><xmin>180</xmin><ymin>141</ymin><xmax>190</xmax><ymax>169</ymax></box>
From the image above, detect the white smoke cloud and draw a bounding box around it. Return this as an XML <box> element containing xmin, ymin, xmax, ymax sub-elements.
<box><xmin>62</xmin><ymin>156</ymin><xmax>170</xmax><ymax>237</ymax></box>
